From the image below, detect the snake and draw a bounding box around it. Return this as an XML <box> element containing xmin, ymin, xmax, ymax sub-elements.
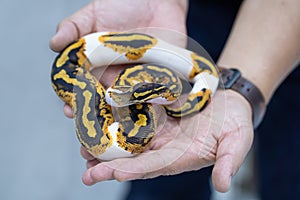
<box><xmin>51</xmin><ymin>32</ymin><xmax>219</xmax><ymax>160</ymax></box>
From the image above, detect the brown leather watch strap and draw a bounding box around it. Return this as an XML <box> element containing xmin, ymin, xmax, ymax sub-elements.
<box><xmin>218</xmin><ymin>67</ymin><xmax>266</xmax><ymax>129</ymax></box>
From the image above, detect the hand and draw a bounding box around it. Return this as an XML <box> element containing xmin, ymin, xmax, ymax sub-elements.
<box><xmin>79</xmin><ymin>88</ymin><xmax>254</xmax><ymax>193</ymax></box>
<box><xmin>50</xmin><ymin>0</ymin><xmax>188</xmax><ymax>52</ymax></box>
<box><xmin>51</xmin><ymin>0</ymin><xmax>189</xmax><ymax>117</ymax></box>
<box><xmin>50</xmin><ymin>0</ymin><xmax>254</xmax><ymax>193</ymax></box>
<box><xmin>62</xmin><ymin>64</ymin><xmax>254</xmax><ymax>192</ymax></box>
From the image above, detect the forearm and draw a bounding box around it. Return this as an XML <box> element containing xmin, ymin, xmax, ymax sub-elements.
<box><xmin>218</xmin><ymin>0</ymin><xmax>300</xmax><ymax>103</ymax></box>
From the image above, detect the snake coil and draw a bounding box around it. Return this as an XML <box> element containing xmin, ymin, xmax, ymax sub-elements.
<box><xmin>51</xmin><ymin>32</ymin><xmax>219</xmax><ymax>160</ymax></box>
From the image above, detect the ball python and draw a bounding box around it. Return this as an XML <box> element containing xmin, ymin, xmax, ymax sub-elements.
<box><xmin>51</xmin><ymin>32</ymin><xmax>219</xmax><ymax>160</ymax></box>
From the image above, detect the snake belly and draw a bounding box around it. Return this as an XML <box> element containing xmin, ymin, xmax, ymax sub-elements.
<box><xmin>51</xmin><ymin>32</ymin><xmax>219</xmax><ymax>160</ymax></box>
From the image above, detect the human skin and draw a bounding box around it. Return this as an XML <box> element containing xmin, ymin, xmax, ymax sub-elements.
<box><xmin>218</xmin><ymin>0</ymin><xmax>300</xmax><ymax>103</ymax></box>
<box><xmin>50</xmin><ymin>0</ymin><xmax>300</xmax><ymax>193</ymax></box>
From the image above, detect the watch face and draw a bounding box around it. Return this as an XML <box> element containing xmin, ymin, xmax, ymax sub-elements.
<box><xmin>219</xmin><ymin>68</ymin><xmax>241</xmax><ymax>89</ymax></box>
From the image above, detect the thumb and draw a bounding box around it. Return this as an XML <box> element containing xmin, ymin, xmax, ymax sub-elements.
<box><xmin>211</xmin><ymin>123</ymin><xmax>253</xmax><ymax>192</ymax></box>
<box><xmin>50</xmin><ymin>3</ymin><xmax>95</xmax><ymax>52</ymax></box>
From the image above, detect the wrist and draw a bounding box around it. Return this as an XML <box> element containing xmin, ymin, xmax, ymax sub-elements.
<box><xmin>218</xmin><ymin>67</ymin><xmax>266</xmax><ymax>129</ymax></box>
<box><xmin>215</xmin><ymin>89</ymin><xmax>253</xmax><ymax>128</ymax></box>
<box><xmin>217</xmin><ymin>63</ymin><xmax>273</xmax><ymax>103</ymax></box>
<box><xmin>224</xmin><ymin>89</ymin><xmax>252</xmax><ymax>115</ymax></box>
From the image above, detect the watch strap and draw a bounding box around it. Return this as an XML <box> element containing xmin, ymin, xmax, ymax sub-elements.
<box><xmin>219</xmin><ymin>67</ymin><xmax>266</xmax><ymax>129</ymax></box>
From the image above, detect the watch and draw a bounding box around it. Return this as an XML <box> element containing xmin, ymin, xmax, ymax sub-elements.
<box><xmin>218</xmin><ymin>67</ymin><xmax>266</xmax><ymax>129</ymax></box>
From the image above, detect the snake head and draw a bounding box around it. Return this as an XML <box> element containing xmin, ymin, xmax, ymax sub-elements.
<box><xmin>106</xmin><ymin>86</ymin><xmax>134</xmax><ymax>107</ymax></box>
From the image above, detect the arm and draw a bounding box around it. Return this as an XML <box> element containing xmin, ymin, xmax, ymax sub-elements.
<box><xmin>218</xmin><ymin>0</ymin><xmax>300</xmax><ymax>103</ymax></box>
<box><xmin>211</xmin><ymin>0</ymin><xmax>300</xmax><ymax>191</ymax></box>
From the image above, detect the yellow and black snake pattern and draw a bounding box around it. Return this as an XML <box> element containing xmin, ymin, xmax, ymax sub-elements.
<box><xmin>51</xmin><ymin>32</ymin><xmax>219</xmax><ymax>160</ymax></box>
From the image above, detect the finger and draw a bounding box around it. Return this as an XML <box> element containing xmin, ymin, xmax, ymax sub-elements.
<box><xmin>211</xmin><ymin>123</ymin><xmax>253</xmax><ymax>192</ymax></box>
<box><xmin>82</xmin><ymin>145</ymin><xmax>206</xmax><ymax>185</ymax></box>
<box><xmin>82</xmin><ymin>150</ymin><xmax>167</xmax><ymax>185</ymax></box>
<box><xmin>82</xmin><ymin>163</ymin><xmax>115</xmax><ymax>185</ymax></box>
<box><xmin>63</xmin><ymin>104</ymin><xmax>74</xmax><ymax>118</ymax></box>
<box><xmin>80</xmin><ymin>146</ymin><xmax>95</xmax><ymax>161</ymax></box>
<box><xmin>50</xmin><ymin>3</ymin><xmax>95</xmax><ymax>52</ymax></box>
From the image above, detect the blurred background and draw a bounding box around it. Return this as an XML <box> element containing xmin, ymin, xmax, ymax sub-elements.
<box><xmin>0</xmin><ymin>0</ymin><xmax>129</xmax><ymax>199</ymax></box>
<box><xmin>0</xmin><ymin>0</ymin><xmax>258</xmax><ymax>200</ymax></box>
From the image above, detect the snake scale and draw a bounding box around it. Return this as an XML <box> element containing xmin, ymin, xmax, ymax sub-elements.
<box><xmin>51</xmin><ymin>32</ymin><xmax>219</xmax><ymax>160</ymax></box>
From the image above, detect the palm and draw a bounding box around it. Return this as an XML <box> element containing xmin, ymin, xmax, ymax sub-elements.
<box><xmin>145</xmin><ymin>90</ymin><xmax>254</xmax><ymax>174</ymax></box>
<box><xmin>66</xmin><ymin>65</ymin><xmax>253</xmax><ymax>192</ymax></box>
<box><xmin>81</xmin><ymin>90</ymin><xmax>253</xmax><ymax>193</ymax></box>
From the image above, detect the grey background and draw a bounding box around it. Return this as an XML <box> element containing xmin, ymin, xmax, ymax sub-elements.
<box><xmin>0</xmin><ymin>0</ymin><xmax>128</xmax><ymax>199</ymax></box>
